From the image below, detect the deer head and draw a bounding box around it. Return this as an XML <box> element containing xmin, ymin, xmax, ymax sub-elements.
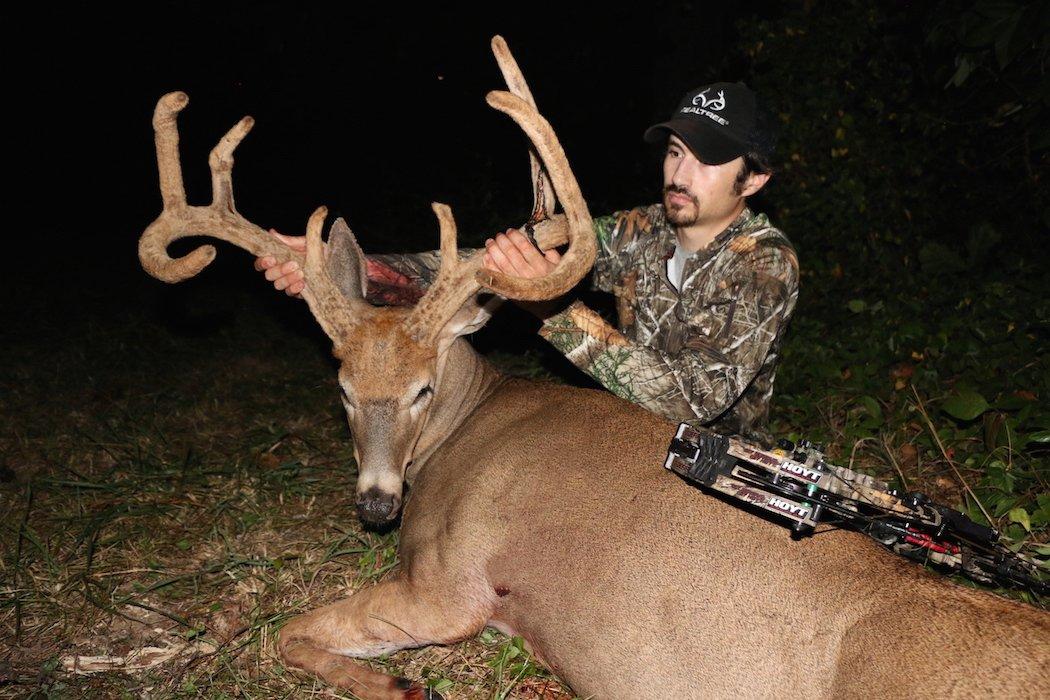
<box><xmin>139</xmin><ymin>36</ymin><xmax>595</xmax><ymax>526</ymax></box>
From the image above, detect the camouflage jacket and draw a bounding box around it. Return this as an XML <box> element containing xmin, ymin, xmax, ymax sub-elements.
<box><xmin>367</xmin><ymin>204</ymin><xmax>798</xmax><ymax>443</ymax></box>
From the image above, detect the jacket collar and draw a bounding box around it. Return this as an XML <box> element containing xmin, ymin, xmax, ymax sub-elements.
<box><xmin>657</xmin><ymin>205</ymin><xmax>755</xmax><ymax>259</ymax></box>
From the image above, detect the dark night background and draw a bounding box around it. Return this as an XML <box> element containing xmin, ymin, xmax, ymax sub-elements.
<box><xmin>12</xmin><ymin>0</ymin><xmax>1048</xmax><ymax>315</ymax></box>
<box><xmin>21</xmin><ymin>3</ymin><xmax>763</xmax><ymax>281</ymax></box>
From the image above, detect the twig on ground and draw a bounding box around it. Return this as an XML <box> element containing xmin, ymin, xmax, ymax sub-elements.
<box><xmin>910</xmin><ymin>385</ymin><xmax>993</xmax><ymax>524</ymax></box>
<box><xmin>880</xmin><ymin>433</ymin><xmax>909</xmax><ymax>491</ymax></box>
<box><xmin>14</xmin><ymin>482</ymin><xmax>34</xmax><ymax>645</ymax></box>
<box><xmin>847</xmin><ymin>437</ymin><xmax>876</xmax><ymax>471</ymax></box>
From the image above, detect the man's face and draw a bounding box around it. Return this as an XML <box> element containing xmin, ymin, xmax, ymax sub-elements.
<box><xmin>662</xmin><ymin>134</ymin><xmax>747</xmax><ymax>228</ymax></box>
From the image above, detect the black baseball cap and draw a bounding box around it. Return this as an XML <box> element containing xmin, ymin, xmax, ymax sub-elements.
<box><xmin>644</xmin><ymin>82</ymin><xmax>766</xmax><ymax>165</ymax></box>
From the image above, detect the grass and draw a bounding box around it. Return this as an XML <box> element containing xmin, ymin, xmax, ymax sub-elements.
<box><xmin>0</xmin><ymin>277</ymin><xmax>575</xmax><ymax>699</ymax></box>
<box><xmin>1</xmin><ymin>263</ymin><xmax>1045</xmax><ymax>698</ymax></box>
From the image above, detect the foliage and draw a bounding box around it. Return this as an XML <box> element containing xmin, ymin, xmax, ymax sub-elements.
<box><xmin>739</xmin><ymin>0</ymin><xmax>1049</xmax><ymax>588</ymax></box>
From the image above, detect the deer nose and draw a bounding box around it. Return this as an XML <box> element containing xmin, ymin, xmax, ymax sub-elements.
<box><xmin>356</xmin><ymin>487</ymin><xmax>401</xmax><ymax>524</ymax></box>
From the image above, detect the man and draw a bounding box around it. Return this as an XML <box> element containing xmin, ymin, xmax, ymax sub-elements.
<box><xmin>257</xmin><ymin>82</ymin><xmax>798</xmax><ymax>444</ymax></box>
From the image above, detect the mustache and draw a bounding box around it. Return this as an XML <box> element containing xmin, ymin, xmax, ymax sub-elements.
<box><xmin>664</xmin><ymin>185</ymin><xmax>696</xmax><ymax>200</ymax></box>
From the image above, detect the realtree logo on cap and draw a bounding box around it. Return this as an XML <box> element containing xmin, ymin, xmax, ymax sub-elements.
<box><xmin>680</xmin><ymin>88</ymin><xmax>730</xmax><ymax>126</ymax></box>
<box><xmin>643</xmin><ymin>82</ymin><xmax>761</xmax><ymax>165</ymax></box>
<box><xmin>693</xmin><ymin>89</ymin><xmax>726</xmax><ymax>111</ymax></box>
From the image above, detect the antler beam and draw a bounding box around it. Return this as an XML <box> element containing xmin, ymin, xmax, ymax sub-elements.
<box><xmin>139</xmin><ymin>92</ymin><xmax>306</xmax><ymax>283</ymax></box>
<box><xmin>405</xmin><ymin>36</ymin><xmax>596</xmax><ymax>343</ymax></box>
<box><xmin>139</xmin><ymin>91</ymin><xmax>369</xmax><ymax>341</ymax></box>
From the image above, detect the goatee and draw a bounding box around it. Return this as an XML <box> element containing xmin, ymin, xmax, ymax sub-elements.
<box><xmin>664</xmin><ymin>185</ymin><xmax>700</xmax><ymax>226</ymax></box>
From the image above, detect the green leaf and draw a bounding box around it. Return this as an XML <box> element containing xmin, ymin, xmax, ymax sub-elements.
<box><xmin>964</xmin><ymin>502</ymin><xmax>992</xmax><ymax>527</ymax></box>
<box><xmin>949</xmin><ymin>54</ymin><xmax>975</xmax><ymax>87</ymax></box>
<box><xmin>965</xmin><ymin>223</ymin><xmax>1001</xmax><ymax>261</ymax></box>
<box><xmin>1004</xmin><ymin>523</ymin><xmax>1025</xmax><ymax>541</ymax></box>
<box><xmin>176</xmin><ymin>539</ymin><xmax>191</xmax><ymax>551</ymax></box>
<box><xmin>1008</xmin><ymin>507</ymin><xmax>1031</xmax><ymax>533</ymax></box>
<box><xmin>942</xmin><ymin>389</ymin><xmax>989</xmax><ymax>421</ymax></box>
<box><xmin>428</xmin><ymin>679</ymin><xmax>454</xmax><ymax>692</ymax></box>
<box><xmin>992</xmin><ymin>8</ymin><xmax>1023</xmax><ymax>68</ymax></box>
<box><xmin>859</xmin><ymin>395</ymin><xmax>882</xmax><ymax>419</ymax></box>
<box><xmin>1025</xmin><ymin>430</ymin><xmax>1050</xmax><ymax>444</ymax></box>
<box><xmin>993</xmin><ymin>394</ymin><xmax>1029</xmax><ymax>411</ymax></box>
<box><xmin>982</xmin><ymin>463</ymin><xmax>1016</xmax><ymax>494</ymax></box>
<box><xmin>847</xmin><ymin>299</ymin><xmax>866</xmax><ymax>313</ymax></box>
<box><xmin>1031</xmin><ymin>495</ymin><xmax>1050</xmax><ymax>527</ymax></box>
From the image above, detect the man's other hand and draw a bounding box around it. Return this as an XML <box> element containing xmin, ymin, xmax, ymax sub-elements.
<box><xmin>254</xmin><ymin>230</ymin><xmax>307</xmax><ymax>297</ymax></box>
<box><xmin>484</xmin><ymin>229</ymin><xmax>565</xmax><ymax>319</ymax></box>
<box><xmin>483</xmin><ymin>229</ymin><xmax>561</xmax><ymax>278</ymax></box>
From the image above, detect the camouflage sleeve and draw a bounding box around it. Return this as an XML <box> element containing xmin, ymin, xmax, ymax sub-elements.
<box><xmin>590</xmin><ymin>207</ymin><xmax>655</xmax><ymax>294</ymax></box>
<box><xmin>368</xmin><ymin>251</ymin><xmax>444</xmax><ymax>289</ymax></box>
<box><xmin>590</xmin><ymin>213</ymin><xmax>621</xmax><ymax>294</ymax></box>
<box><xmin>539</xmin><ymin>243</ymin><xmax>799</xmax><ymax>424</ymax></box>
<box><xmin>364</xmin><ymin>250</ymin><xmax>470</xmax><ymax>306</ymax></box>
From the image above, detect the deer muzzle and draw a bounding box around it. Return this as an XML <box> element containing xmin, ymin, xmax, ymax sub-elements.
<box><xmin>356</xmin><ymin>486</ymin><xmax>402</xmax><ymax>525</ymax></box>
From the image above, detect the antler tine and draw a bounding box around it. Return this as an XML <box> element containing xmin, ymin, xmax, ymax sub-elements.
<box><xmin>139</xmin><ymin>91</ymin><xmax>308</xmax><ymax>283</ymax></box>
<box><xmin>491</xmin><ymin>35</ymin><xmax>555</xmax><ymax>222</ymax></box>
<box><xmin>476</xmin><ymin>88</ymin><xmax>595</xmax><ymax>301</ymax></box>
<box><xmin>405</xmin><ymin>38</ymin><xmax>595</xmax><ymax>343</ymax></box>
<box><xmin>154</xmin><ymin>91</ymin><xmax>189</xmax><ymax>209</ymax></box>
<box><xmin>208</xmin><ymin>110</ymin><xmax>255</xmax><ymax>215</ymax></box>
<box><xmin>436</xmin><ymin>202</ymin><xmax>460</xmax><ymax>265</ymax></box>
<box><xmin>406</xmin><ymin>203</ymin><xmax>483</xmax><ymax>344</ymax></box>
<box><xmin>305</xmin><ymin>206</ymin><xmax>329</xmax><ymax>272</ymax></box>
<box><xmin>299</xmin><ymin>206</ymin><xmax>366</xmax><ymax>342</ymax></box>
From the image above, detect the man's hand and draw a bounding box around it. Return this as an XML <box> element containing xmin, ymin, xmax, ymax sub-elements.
<box><xmin>483</xmin><ymin>228</ymin><xmax>561</xmax><ymax>277</ymax></box>
<box><xmin>254</xmin><ymin>230</ymin><xmax>307</xmax><ymax>297</ymax></box>
<box><xmin>484</xmin><ymin>229</ymin><xmax>564</xmax><ymax>318</ymax></box>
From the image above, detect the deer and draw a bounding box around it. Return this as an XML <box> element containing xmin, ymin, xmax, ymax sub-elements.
<box><xmin>139</xmin><ymin>36</ymin><xmax>1048</xmax><ymax>700</ymax></box>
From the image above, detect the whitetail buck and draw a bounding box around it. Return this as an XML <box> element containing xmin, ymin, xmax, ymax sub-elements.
<box><xmin>140</xmin><ymin>37</ymin><xmax>1048</xmax><ymax>700</ymax></box>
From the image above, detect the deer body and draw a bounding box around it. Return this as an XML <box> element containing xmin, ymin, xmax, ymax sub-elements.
<box><xmin>281</xmin><ymin>341</ymin><xmax>1048</xmax><ymax>699</ymax></box>
<box><xmin>139</xmin><ymin>36</ymin><xmax>1048</xmax><ymax>700</ymax></box>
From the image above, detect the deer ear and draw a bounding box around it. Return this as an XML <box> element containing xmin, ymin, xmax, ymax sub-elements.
<box><xmin>436</xmin><ymin>293</ymin><xmax>503</xmax><ymax>356</ymax></box>
<box><xmin>325</xmin><ymin>218</ymin><xmax>368</xmax><ymax>300</ymax></box>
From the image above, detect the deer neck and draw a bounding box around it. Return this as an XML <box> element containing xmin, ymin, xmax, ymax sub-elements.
<box><xmin>406</xmin><ymin>338</ymin><xmax>504</xmax><ymax>485</ymax></box>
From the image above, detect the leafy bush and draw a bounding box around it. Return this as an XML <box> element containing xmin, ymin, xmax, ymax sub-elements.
<box><xmin>737</xmin><ymin>0</ymin><xmax>1049</xmax><ymax>582</ymax></box>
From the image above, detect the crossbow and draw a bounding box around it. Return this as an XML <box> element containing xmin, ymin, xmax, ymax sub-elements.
<box><xmin>665</xmin><ymin>424</ymin><xmax>1048</xmax><ymax>595</ymax></box>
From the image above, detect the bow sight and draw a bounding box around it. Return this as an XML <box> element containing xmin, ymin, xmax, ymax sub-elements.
<box><xmin>665</xmin><ymin>424</ymin><xmax>1047</xmax><ymax>595</ymax></box>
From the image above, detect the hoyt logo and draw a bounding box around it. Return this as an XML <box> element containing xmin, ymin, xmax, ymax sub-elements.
<box><xmin>778</xmin><ymin>461</ymin><xmax>822</xmax><ymax>484</ymax></box>
<box><xmin>769</xmin><ymin>497</ymin><xmax>810</xmax><ymax>519</ymax></box>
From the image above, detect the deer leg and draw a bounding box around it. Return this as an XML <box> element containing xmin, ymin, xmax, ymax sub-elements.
<box><xmin>279</xmin><ymin>573</ymin><xmax>492</xmax><ymax>700</ymax></box>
